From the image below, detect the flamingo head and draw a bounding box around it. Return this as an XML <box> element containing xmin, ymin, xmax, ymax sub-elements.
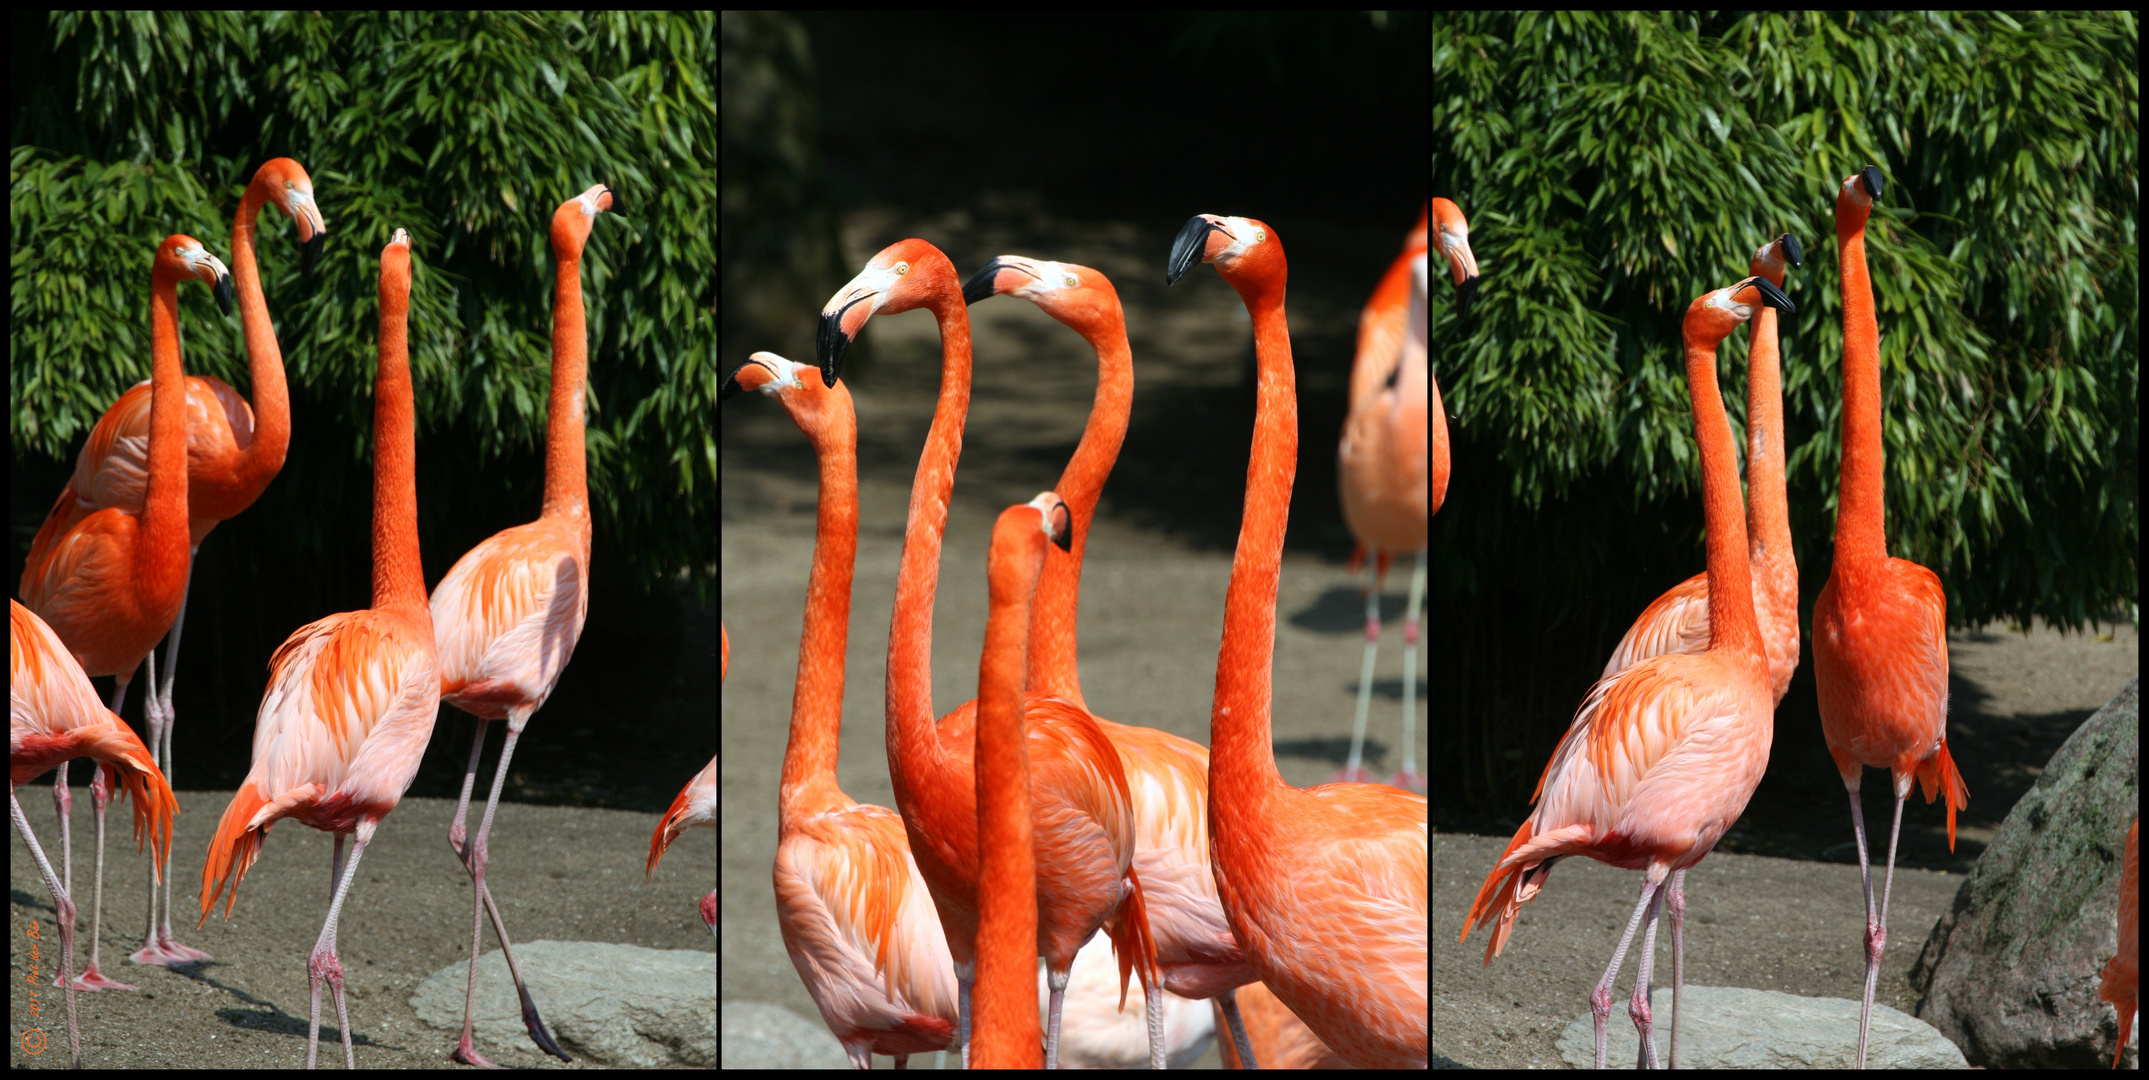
<box><xmin>1835</xmin><ymin>166</ymin><xmax>1883</xmax><ymax>236</ymax></box>
<box><xmin>251</xmin><ymin>158</ymin><xmax>328</xmax><ymax>274</ymax></box>
<box><xmin>1165</xmin><ymin>214</ymin><xmax>1285</xmax><ymax>306</ymax></box>
<box><xmin>962</xmin><ymin>255</ymin><xmax>1123</xmax><ymax>344</ymax></box>
<box><xmin>1749</xmin><ymin>233</ymin><xmax>1802</xmax><ymax>288</ymax></box>
<box><xmin>378</xmin><ymin>229</ymin><xmax>411</xmax><ymax>312</ymax></box>
<box><xmin>1027</xmin><ymin>490</ymin><xmax>1073</xmax><ymax>553</ymax></box>
<box><xmin>720</xmin><ymin>351</ymin><xmax>853</xmax><ymax>444</ymax></box>
<box><xmin>817</xmin><ymin>237</ymin><xmax>960</xmax><ymax>387</ymax></box>
<box><xmin>156</xmin><ymin>234</ymin><xmax>234</xmax><ymax>315</ymax></box>
<box><xmin>1687</xmin><ymin>275</ymin><xmax>1795</xmax><ymax>349</ymax></box>
<box><xmin>1431</xmin><ymin>197</ymin><xmax>1480</xmax><ymax>315</ymax></box>
<box><xmin>551</xmin><ymin>183</ymin><xmax>615</xmax><ymax>260</ymax></box>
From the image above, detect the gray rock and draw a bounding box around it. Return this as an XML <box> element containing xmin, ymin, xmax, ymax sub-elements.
<box><xmin>411</xmin><ymin>940</ymin><xmax>715</xmax><ymax>1066</ymax></box>
<box><xmin>1911</xmin><ymin>676</ymin><xmax>2139</xmax><ymax>1068</ymax></box>
<box><xmin>722</xmin><ymin>1000</ymin><xmax>854</xmax><ymax>1069</ymax></box>
<box><xmin>1555</xmin><ymin>984</ymin><xmax>1968</xmax><ymax>1069</ymax></box>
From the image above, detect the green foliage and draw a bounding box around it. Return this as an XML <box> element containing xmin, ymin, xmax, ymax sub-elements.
<box><xmin>10</xmin><ymin>12</ymin><xmax>716</xmax><ymax>589</ymax></box>
<box><xmin>1435</xmin><ymin>10</ymin><xmax>2136</xmax><ymax>630</ymax></box>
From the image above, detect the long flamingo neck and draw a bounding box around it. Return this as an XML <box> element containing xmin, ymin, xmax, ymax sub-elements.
<box><xmin>1026</xmin><ymin>314</ymin><xmax>1132</xmax><ymax>708</ymax></box>
<box><xmin>141</xmin><ymin>274</ymin><xmax>192</xmax><ymax>566</ymax></box>
<box><xmin>1685</xmin><ymin>333</ymin><xmax>1762</xmax><ymax>655</ymax></box>
<box><xmin>1835</xmin><ymin>224</ymin><xmax>1887</xmax><ymax>567</ymax></box>
<box><xmin>1744</xmin><ymin>303</ymin><xmax>1792</xmax><ymax>578</ymax></box>
<box><xmin>1210</xmin><ymin>287</ymin><xmax>1295</xmax><ymax>803</ymax></box>
<box><xmin>541</xmin><ymin>249</ymin><xmax>590</xmax><ymax>521</ymax></box>
<box><xmin>971</xmin><ymin>527</ymin><xmax>1043</xmax><ymax>1066</ymax></box>
<box><xmin>885</xmin><ymin>295</ymin><xmax>974</xmax><ymax>801</ymax></box>
<box><xmin>778</xmin><ymin>404</ymin><xmax>861</xmax><ymax>824</ymax></box>
<box><xmin>372</xmin><ymin>274</ymin><xmax>425</xmax><ymax>613</ymax></box>
<box><xmin>231</xmin><ymin>184</ymin><xmax>291</xmax><ymax>491</ymax></box>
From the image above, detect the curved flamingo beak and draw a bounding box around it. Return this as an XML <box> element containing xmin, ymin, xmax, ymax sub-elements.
<box><xmin>1779</xmin><ymin>233</ymin><xmax>1803</xmax><ymax>269</ymax></box>
<box><xmin>816</xmin><ymin>296</ymin><xmax>871</xmax><ymax>388</ymax></box>
<box><xmin>1858</xmin><ymin>166</ymin><xmax>1884</xmax><ymax>202</ymax></box>
<box><xmin>1027</xmin><ymin>491</ymin><xmax>1073</xmax><ymax>552</ymax></box>
<box><xmin>719</xmin><ymin>351</ymin><xmax>805</xmax><ymax>402</ymax></box>
<box><xmin>962</xmin><ymin>257</ymin><xmax>1039</xmax><ymax>305</ymax></box>
<box><xmin>1165</xmin><ymin>216</ymin><xmax>1227</xmax><ymax>286</ymax></box>
<box><xmin>1737</xmin><ymin>276</ymin><xmax>1796</xmax><ymax>314</ymax></box>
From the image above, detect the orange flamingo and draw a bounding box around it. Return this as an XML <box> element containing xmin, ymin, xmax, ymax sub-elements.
<box><xmin>963</xmin><ymin>254</ymin><xmax>1263</xmax><ymax>1065</ymax></box>
<box><xmin>2101</xmin><ymin>818</ymin><xmax>2138</xmax><ymax>1069</ymax></box>
<box><xmin>11</xmin><ymin>599</ymin><xmax>178</xmax><ymax>1068</ymax></box>
<box><xmin>1811</xmin><ymin>166</ymin><xmax>1970</xmax><ymax>1069</ymax></box>
<box><xmin>19</xmin><ymin>233</ymin><xmax>228</xmax><ymax>992</ymax></box>
<box><xmin>1336</xmin><ymin>208</ymin><xmax>1433</xmax><ymax>790</ymax></box>
<box><xmin>427</xmin><ymin>184</ymin><xmax>613</xmax><ymax>1067</ymax></box>
<box><xmin>1427</xmin><ymin>196</ymin><xmax>1478</xmax><ymax>520</ymax></box>
<box><xmin>820</xmin><ymin>239</ymin><xmax>1159</xmax><ymax>1068</ymax></box>
<box><xmin>971</xmin><ymin>493</ymin><xmax>1072</xmax><ymax>1068</ymax></box>
<box><xmin>1166</xmin><ymin>213</ymin><xmax>1429</xmax><ymax>1068</ymax></box>
<box><xmin>647</xmin><ymin>753</ymin><xmax>714</xmax><ymax>936</ymax></box>
<box><xmin>1463</xmin><ymin>275</ymin><xmax>1794</xmax><ymax>1069</ymax></box>
<box><xmin>723</xmin><ymin>350</ymin><xmax>958</xmax><ymax>1067</ymax></box>
<box><xmin>25</xmin><ymin>163</ymin><xmax>324</xmax><ymax>976</ymax></box>
<box><xmin>197</xmin><ymin>229</ymin><xmax>434</xmax><ymax>1069</ymax></box>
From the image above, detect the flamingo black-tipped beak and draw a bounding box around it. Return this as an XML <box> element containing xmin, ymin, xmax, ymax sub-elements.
<box><xmin>1045</xmin><ymin>499</ymin><xmax>1072</xmax><ymax>552</ymax></box>
<box><xmin>599</xmin><ymin>185</ymin><xmax>620</xmax><ymax>216</ymax></box>
<box><xmin>212</xmin><ymin>271</ymin><xmax>235</xmax><ymax>316</ymax></box>
<box><xmin>1780</xmin><ymin>233</ymin><xmax>1803</xmax><ymax>269</ymax></box>
<box><xmin>1859</xmin><ymin>166</ymin><xmax>1884</xmax><ymax>202</ymax></box>
<box><xmin>1456</xmin><ymin>275</ymin><xmax>1479</xmax><ymax>318</ymax></box>
<box><xmin>1747</xmin><ymin>276</ymin><xmax>1795</xmax><ymax>314</ymax></box>
<box><xmin>962</xmin><ymin>258</ymin><xmax>1013</xmax><ymax>306</ymax></box>
<box><xmin>719</xmin><ymin>362</ymin><xmax>750</xmax><ymax>403</ymax></box>
<box><xmin>300</xmin><ymin>231</ymin><xmax>325</xmax><ymax>276</ymax></box>
<box><xmin>1166</xmin><ymin>216</ymin><xmax>1223</xmax><ymax>286</ymax></box>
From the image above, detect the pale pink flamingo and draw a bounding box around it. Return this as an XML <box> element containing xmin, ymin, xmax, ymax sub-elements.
<box><xmin>1047</xmin><ymin>933</ymin><xmax>1220</xmax><ymax>1068</ymax></box>
<box><xmin>196</xmin><ymin>229</ymin><xmax>434</xmax><ymax>1070</ymax></box>
<box><xmin>1462</xmin><ymin>275</ymin><xmax>1794</xmax><ymax>1069</ymax></box>
<box><xmin>11</xmin><ymin>599</ymin><xmax>179</xmax><ymax>1068</ymax></box>
<box><xmin>427</xmin><ymin>184</ymin><xmax>613</xmax><ymax>1067</ymax></box>
<box><xmin>19</xmin><ymin>234</ymin><xmax>228</xmax><ymax>992</ymax></box>
<box><xmin>1812</xmin><ymin>167</ymin><xmax>1970</xmax><ymax>1068</ymax></box>
<box><xmin>1595</xmin><ymin>233</ymin><xmax>1802</xmax><ymax>1058</ymax></box>
<box><xmin>970</xmin><ymin>494</ymin><xmax>1072</xmax><ymax>1069</ymax></box>
<box><xmin>2101</xmin><ymin>818</ymin><xmax>2138</xmax><ymax>1068</ymax></box>
<box><xmin>1335</xmin><ymin>211</ymin><xmax>1432</xmax><ymax>791</ymax></box>
<box><xmin>23</xmin><ymin>159</ymin><xmax>324</xmax><ymax>972</ymax></box>
<box><xmin>723</xmin><ymin>350</ymin><xmax>958</xmax><ymax>1067</ymax></box>
<box><xmin>963</xmin><ymin>254</ymin><xmax>1263</xmax><ymax>1064</ymax></box>
<box><xmin>819</xmin><ymin>239</ymin><xmax>1160</xmax><ymax>1068</ymax></box>
<box><xmin>1166</xmin><ymin>213</ymin><xmax>1429</xmax><ymax>1068</ymax></box>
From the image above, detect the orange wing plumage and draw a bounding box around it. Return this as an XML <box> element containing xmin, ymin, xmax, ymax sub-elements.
<box><xmin>430</xmin><ymin>517</ymin><xmax>589</xmax><ymax>720</ymax></box>
<box><xmin>199</xmin><ymin>608</ymin><xmax>437</xmax><ymax>924</ymax></box>
<box><xmin>648</xmin><ymin>755</ymin><xmax>715</xmax><ymax>874</ymax></box>
<box><xmin>10</xmin><ymin>601</ymin><xmax>177</xmax><ymax>870</ymax></box>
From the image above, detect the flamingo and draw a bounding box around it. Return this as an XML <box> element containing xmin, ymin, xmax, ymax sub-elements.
<box><xmin>196</xmin><ymin>229</ymin><xmax>434</xmax><ymax>1069</ymax></box>
<box><xmin>819</xmin><ymin>239</ymin><xmax>1160</xmax><ymax>1069</ymax></box>
<box><xmin>2101</xmin><ymin>818</ymin><xmax>2138</xmax><ymax>1069</ymax></box>
<box><xmin>1335</xmin><ymin>206</ymin><xmax>1434</xmax><ymax>790</ymax></box>
<box><xmin>19</xmin><ymin>233</ymin><xmax>229</xmax><ymax>993</ymax></box>
<box><xmin>648</xmin><ymin>753</ymin><xmax>715</xmax><ymax>938</ymax></box>
<box><xmin>1166</xmin><ymin>213</ymin><xmax>1429</xmax><ymax>1068</ymax></box>
<box><xmin>1427</xmin><ymin>196</ymin><xmax>1478</xmax><ymax>520</ymax></box>
<box><xmin>11</xmin><ymin>600</ymin><xmax>179</xmax><ymax>1068</ymax></box>
<box><xmin>963</xmin><ymin>254</ymin><xmax>1263</xmax><ymax>1065</ymax></box>
<box><xmin>722</xmin><ymin>350</ymin><xmax>958</xmax><ymax>1067</ymax></box>
<box><xmin>1462</xmin><ymin>275</ymin><xmax>1794</xmax><ymax>1069</ymax></box>
<box><xmin>1594</xmin><ymin>232</ymin><xmax>1802</xmax><ymax>1059</ymax></box>
<box><xmin>427</xmin><ymin>183</ymin><xmax>613</xmax><ymax>1067</ymax></box>
<box><xmin>22</xmin><ymin>161</ymin><xmax>325</xmax><ymax>975</ymax></box>
<box><xmin>1811</xmin><ymin>166</ymin><xmax>1971</xmax><ymax>1069</ymax></box>
<box><xmin>971</xmin><ymin>494</ymin><xmax>1072</xmax><ymax>1068</ymax></box>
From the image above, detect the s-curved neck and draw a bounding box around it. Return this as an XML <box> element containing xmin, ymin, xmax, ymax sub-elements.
<box><xmin>777</xmin><ymin>390</ymin><xmax>861</xmax><ymax>824</ymax></box>
<box><xmin>1026</xmin><ymin>311</ymin><xmax>1132</xmax><ymax>709</ymax></box>
<box><xmin>230</xmin><ymin>184</ymin><xmax>292</xmax><ymax>496</ymax></box>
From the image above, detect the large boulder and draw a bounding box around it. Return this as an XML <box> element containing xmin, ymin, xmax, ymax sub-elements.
<box><xmin>1911</xmin><ymin>676</ymin><xmax>2139</xmax><ymax>1067</ymax></box>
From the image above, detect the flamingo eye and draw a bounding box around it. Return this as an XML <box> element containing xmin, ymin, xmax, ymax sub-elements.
<box><xmin>894</xmin><ymin>261</ymin><xmax>911</xmax><ymax>276</ymax></box>
<box><xmin>1252</xmin><ymin>228</ymin><xmax>1266</xmax><ymax>243</ymax></box>
<box><xmin>1062</xmin><ymin>273</ymin><xmax>1078</xmax><ymax>288</ymax></box>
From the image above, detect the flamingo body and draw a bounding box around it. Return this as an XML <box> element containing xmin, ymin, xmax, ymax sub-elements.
<box><xmin>11</xmin><ymin>601</ymin><xmax>177</xmax><ymax>852</ymax></box>
<box><xmin>431</xmin><ymin>515</ymin><xmax>588</xmax><ymax>720</ymax></box>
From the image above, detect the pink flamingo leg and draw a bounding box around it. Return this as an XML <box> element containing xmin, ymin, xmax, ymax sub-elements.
<box><xmin>309</xmin><ymin>832</ymin><xmax>367</xmax><ymax>1070</ymax></box>
<box><xmin>13</xmin><ymin>789</ymin><xmax>84</xmax><ymax>1067</ymax></box>
<box><xmin>450</xmin><ymin>721</ymin><xmax>572</xmax><ymax>1066</ymax></box>
<box><xmin>1337</xmin><ymin>557</ymin><xmax>1383</xmax><ymax>783</ymax></box>
<box><xmin>1630</xmin><ymin>883</ymin><xmax>1666</xmax><ymax>1069</ymax></box>
<box><xmin>132</xmin><ymin>558</ymin><xmax>214</xmax><ymax>967</ymax></box>
<box><xmin>67</xmin><ymin>675</ymin><xmax>138</xmax><ymax>992</ymax></box>
<box><xmin>1846</xmin><ymin>780</ymin><xmax>1904</xmax><ymax>1069</ymax></box>
<box><xmin>1393</xmin><ymin>548</ymin><xmax>1427</xmax><ymax>792</ymax></box>
<box><xmin>1592</xmin><ymin>877</ymin><xmax>1662</xmax><ymax>1071</ymax></box>
<box><xmin>1216</xmin><ymin>988</ymin><xmax>1260</xmax><ymax>1069</ymax></box>
<box><xmin>1667</xmin><ymin>868</ymin><xmax>1687</xmax><ymax>1069</ymax></box>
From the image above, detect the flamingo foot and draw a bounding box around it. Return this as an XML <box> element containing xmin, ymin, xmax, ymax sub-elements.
<box><xmin>129</xmin><ymin>935</ymin><xmax>212</xmax><ymax>967</ymax></box>
<box><xmin>514</xmin><ymin>981</ymin><xmax>574</xmax><ymax>1061</ymax></box>
<box><xmin>65</xmin><ymin>962</ymin><xmax>139</xmax><ymax>992</ymax></box>
<box><xmin>1391</xmin><ymin>765</ymin><xmax>1428</xmax><ymax>793</ymax></box>
<box><xmin>451</xmin><ymin>1033</ymin><xmax>505</xmax><ymax>1069</ymax></box>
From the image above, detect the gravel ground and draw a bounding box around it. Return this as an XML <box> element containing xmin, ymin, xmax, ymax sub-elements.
<box><xmin>10</xmin><ymin>792</ymin><xmax>714</xmax><ymax>1070</ymax></box>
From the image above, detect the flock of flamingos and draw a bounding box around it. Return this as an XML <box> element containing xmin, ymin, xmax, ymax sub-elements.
<box><xmin>10</xmin><ymin>159</ymin><xmax>717</xmax><ymax>1069</ymax></box>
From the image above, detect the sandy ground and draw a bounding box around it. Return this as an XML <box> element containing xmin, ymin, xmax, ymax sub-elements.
<box><xmin>1436</xmin><ymin>622</ymin><xmax>2138</xmax><ymax>1069</ymax></box>
<box><xmin>718</xmin><ymin>204</ymin><xmax>1433</xmax><ymax>1067</ymax></box>
<box><xmin>9</xmin><ymin>792</ymin><xmax>715</xmax><ymax>1069</ymax></box>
